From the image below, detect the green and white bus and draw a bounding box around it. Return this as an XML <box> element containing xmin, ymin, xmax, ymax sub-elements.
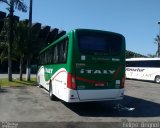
<box><xmin>37</xmin><ymin>29</ymin><xmax>126</xmax><ymax>103</ymax></box>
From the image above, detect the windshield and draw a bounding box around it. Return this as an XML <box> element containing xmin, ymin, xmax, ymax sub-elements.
<box><xmin>78</xmin><ymin>32</ymin><xmax>122</xmax><ymax>56</ymax></box>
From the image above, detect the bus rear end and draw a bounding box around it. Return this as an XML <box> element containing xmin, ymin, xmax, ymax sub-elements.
<box><xmin>67</xmin><ymin>29</ymin><xmax>125</xmax><ymax>102</ymax></box>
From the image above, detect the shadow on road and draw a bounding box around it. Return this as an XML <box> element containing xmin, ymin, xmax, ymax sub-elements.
<box><xmin>63</xmin><ymin>95</ymin><xmax>160</xmax><ymax>117</ymax></box>
<box><xmin>0</xmin><ymin>88</ymin><xmax>8</xmax><ymax>93</ymax></box>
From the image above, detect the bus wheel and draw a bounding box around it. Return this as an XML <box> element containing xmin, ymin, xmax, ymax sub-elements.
<box><xmin>37</xmin><ymin>76</ymin><xmax>42</xmax><ymax>88</ymax></box>
<box><xmin>155</xmin><ymin>76</ymin><xmax>160</xmax><ymax>83</ymax></box>
<box><xmin>49</xmin><ymin>81</ymin><xmax>56</xmax><ymax>100</ymax></box>
<box><xmin>38</xmin><ymin>84</ymin><xmax>42</xmax><ymax>88</ymax></box>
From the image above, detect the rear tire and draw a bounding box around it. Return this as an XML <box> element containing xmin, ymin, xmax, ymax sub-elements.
<box><xmin>49</xmin><ymin>81</ymin><xmax>57</xmax><ymax>100</ymax></box>
<box><xmin>38</xmin><ymin>84</ymin><xmax>42</xmax><ymax>88</ymax></box>
<box><xmin>155</xmin><ymin>76</ymin><xmax>160</xmax><ymax>83</ymax></box>
<box><xmin>37</xmin><ymin>76</ymin><xmax>42</xmax><ymax>88</ymax></box>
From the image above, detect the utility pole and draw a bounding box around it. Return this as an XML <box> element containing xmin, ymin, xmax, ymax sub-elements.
<box><xmin>26</xmin><ymin>0</ymin><xmax>33</xmax><ymax>81</ymax></box>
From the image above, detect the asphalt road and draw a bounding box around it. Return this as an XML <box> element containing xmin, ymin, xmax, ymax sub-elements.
<box><xmin>0</xmin><ymin>80</ymin><xmax>160</xmax><ymax>128</ymax></box>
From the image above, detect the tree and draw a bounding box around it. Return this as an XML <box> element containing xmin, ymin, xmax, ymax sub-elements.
<box><xmin>12</xmin><ymin>20</ymin><xmax>41</xmax><ymax>81</ymax></box>
<box><xmin>0</xmin><ymin>0</ymin><xmax>27</xmax><ymax>81</ymax></box>
<box><xmin>0</xmin><ymin>18</ymin><xmax>8</xmax><ymax>64</ymax></box>
<box><xmin>0</xmin><ymin>42</ymin><xmax>7</xmax><ymax>64</ymax></box>
<box><xmin>147</xmin><ymin>54</ymin><xmax>156</xmax><ymax>58</ymax></box>
<box><xmin>0</xmin><ymin>15</ymin><xmax>19</xmax><ymax>71</ymax></box>
<box><xmin>154</xmin><ymin>35</ymin><xmax>160</xmax><ymax>57</ymax></box>
<box><xmin>13</xmin><ymin>20</ymin><xmax>29</xmax><ymax>80</ymax></box>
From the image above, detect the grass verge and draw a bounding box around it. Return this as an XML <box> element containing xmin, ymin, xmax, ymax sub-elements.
<box><xmin>0</xmin><ymin>78</ymin><xmax>37</xmax><ymax>87</ymax></box>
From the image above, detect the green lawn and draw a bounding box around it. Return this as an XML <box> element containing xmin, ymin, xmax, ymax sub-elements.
<box><xmin>0</xmin><ymin>78</ymin><xmax>37</xmax><ymax>87</ymax></box>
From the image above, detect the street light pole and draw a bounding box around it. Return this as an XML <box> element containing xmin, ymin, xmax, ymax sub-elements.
<box><xmin>26</xmin><ymin>0</ymin><xmax>33</xmax><ymax>81</ymax></box>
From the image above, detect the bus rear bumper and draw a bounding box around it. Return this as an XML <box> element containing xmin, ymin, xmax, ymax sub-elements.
<box><xmin>66</xmin><ymin>89</ymin><xmax>124</xmax><ymax>103</ymax></box>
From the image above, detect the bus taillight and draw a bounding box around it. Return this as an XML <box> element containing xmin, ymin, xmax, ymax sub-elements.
<box><xmin>67</xmin><ymin>73</ymin><xmax>77</xmax><ymax>90</ymax></box>
<box><xmin>120</xmin><ymin>74</ymin><xmax>125</xmax><ymax>88</ymax></box>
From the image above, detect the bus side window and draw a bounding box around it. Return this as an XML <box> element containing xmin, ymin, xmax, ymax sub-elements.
<box><xmin>44</xmin><ymin>37</ymin><xmax>69</xmax><ymax>64</ymax></box>
<box><xmin>40</xmin><ymin>54</ymin><xmax>43</xmax><ymax>65</ymax></box>
<box><xmin>41</xmin><ymin>53</ymin><xmax>44</xmax><ymax>65</ymax></box>
<box><xmin>50</xmin><ymin>45</ymin><xmax>54</xmax><ymax>64</ymax></box>
<box><xmin>57</xmin><ymin>37</ymin><xmax>68</xmax><ymax>64</ymax></box>
<box><xmin>63</xmin><ymin>39</ymin><xmax>68</xmax><ymax>63</ymax></box>
<box><xmin>54</xmin><ymin>45</ymin><xmax>58</xmax><ymax>64</ymax></box>
<box><xmin>48</xmin><ymin>48</ymin><xmax>52</xmax><ymax>64</ymax></box>
<box><xmin>44</xmin><ymin>52</ymin><xmax>47</xmax><ymax>64</ymax></box>
<box><xmin>59</xmin><ymin>38</ymin><xmax>68</xmax><ymax>63</ymax></box>
<box><xmin>59</xmin><ymin>43</ymin><xmax>64</xmax><ymax>63</ymax></box>
<box><xmin>126</xmin><ymin>61</ymin><xmax>129</xmax><ymax>67</ymax></box>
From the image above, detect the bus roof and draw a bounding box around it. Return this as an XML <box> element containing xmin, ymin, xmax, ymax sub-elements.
<box><xmin>126</xmin><ymin>58</ymin><xmax>160</xmax><ymax>61</ymax></box>
<box><xmin>73</xmin><ymin>29</ymin><xmax>124</xmax><ymax>37</ymax></box>
<box><xmin>39</xmin><ymin>28</ymin><xmax>124</xmax><ymax>54</ymax></box>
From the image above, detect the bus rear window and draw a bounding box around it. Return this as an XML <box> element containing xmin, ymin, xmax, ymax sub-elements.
<box><xmin>78</xmin><ymin>32</ymin><xmax>122</xmax><ymax>56</ymax></box>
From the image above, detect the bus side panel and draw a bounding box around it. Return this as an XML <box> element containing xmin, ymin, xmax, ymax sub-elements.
<box><xmin>126</xmin><ymin>67</ymin><xmax>160</xmax><ymax>81</ymax></box>
<box><xmin>143</xmin><ymin>68</ymin><xmax>160</xmax><ymax>81</ymax></box>
<box><xmin>37</xmin><ymin>66</ymin><xmax>49</xmax><ymax>90</ymax></box>
<box><xmin>50</xmin><ymin>68</ymin><xmax>78</xmax><ymax>101</ymax></box>
<box><xmin>50</xmin><ymin>32</ymin><xmax>79</xmax><ymax>102</ymax></box>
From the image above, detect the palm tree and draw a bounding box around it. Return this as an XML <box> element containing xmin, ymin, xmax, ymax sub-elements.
<box><xmin>0</xmin><ymin>0</ymin><xmax>27</xmax><ymax>81</ymax></box>
<box><xmin>0</xmin><ymin>42</ymin><xmax>8</xmax><ymax>64</ymax></box>
<box><xmin>13</xmin><ymin>20</ymin><xmax>41</xmax><ymax>81</ymax></box>
<box><xmin>154</xmin><ymin>35</ymin><xmax>160</xmax><ymax>57</ymax></box>
<box><xmin>0</xmin><ymin>17</ymin><xmax>9</xmax><ymax>64</ymax></box>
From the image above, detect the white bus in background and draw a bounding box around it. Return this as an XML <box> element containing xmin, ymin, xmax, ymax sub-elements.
<box><xmin>126</xmin><ymin>58</ymin><xmax>160</xmax><ymax>83</ymax></box>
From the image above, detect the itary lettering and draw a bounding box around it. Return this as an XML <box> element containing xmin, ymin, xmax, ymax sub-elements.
<box><xmin>80</xmin><ymin>69</ymin><xmax>115</xmax><ymax>74</ymax></box>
